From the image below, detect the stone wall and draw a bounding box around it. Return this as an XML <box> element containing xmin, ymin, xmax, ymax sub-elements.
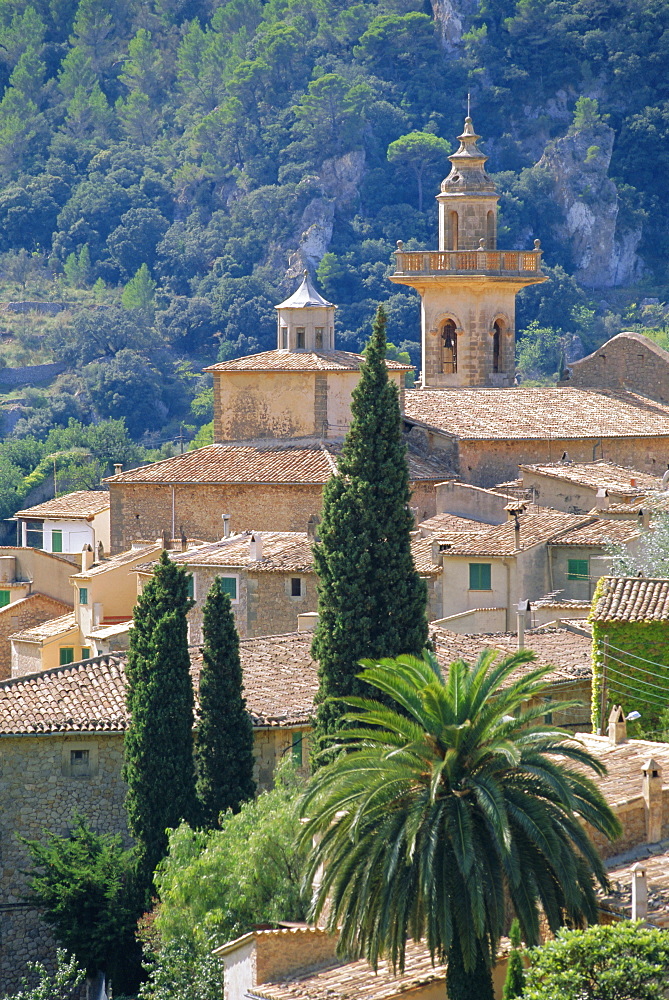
<box><xmin>563</xmin><ymin>333</ymin><xmax>669</xmax><ymax>405</ymax></box>
<box><xmin>585</xmin><ymin>788</ymin><xmax>669</xmax><ymax>860</ymax></box>
<box><xmin>0</xmin><ymin>594</ymin><xmax>71</xmax><ymax>679</ymax></box>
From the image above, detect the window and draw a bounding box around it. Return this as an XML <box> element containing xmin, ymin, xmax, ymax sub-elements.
<box><xmin>543</xmin><ymin>697</ymin><xmax>553</xmax><ymax>724</ymax></box>
<box><xmin>187</xmin><ymin>574</ymin><xmax>195</xmax><ymax>600</ymax></box>
<box><xmin>26</xmin><ymin>520</ymin><xmax>43</xmax><ymax>549</ymax></box>
<box><xmin>51</xmin><ymin>529</ymin><xmax>62</xmax><ymax>553</ymax></box>
<box><xmin>79</xmin><ymin>587</ymin><xmax>88</xmax><ymax>605</ymax></box>
<box><xmin>291</xmin><ymin>577</ymin><xmax>302</xmax><ymax>597</ymax></box>
<box><xmin>281</xmin><ymin>326</ymin><xmax>287</xmax><ymax>349</ymax></box>
<box><xmin>567</xmin><ymin>559</ymin><xmax>589</xmax><ymax>581</ymax></box>
<box><xmin>315</xmin><ymin>327</ymin><xmax>324</xmax><ymax>349</ymax></box>
<box><xmin>441</xmin><ymin>321</ymin><xmax>457</xmax><ymax>374</ymax></box>
<box><xmin>292</xmin><ymin>731</ymin><xmax>303</xmax><ymax>767</ymax></box>
<box><xmin>0</xmin><ymin>591</ymin><xmax>10</xmax><ymax>608</ymax></box>
<box><xmin>296</xmin><ymin>327</ymin><xmax>305</xmax><ymax>348</ymax></box>
<box><xmin>492</xmin><ymin>321</ymin><xmax>502</xmax><ymax>373</ymax></box>
<box><xmin>469</xmin><ymin>563</ymin><xmax>492</xmax><ymax>590</ymax></box>
<box><xmin>59</xmin><ymin>647</ymin><xmax>75</xmax><ymax>666</ymax></box>
<box><xmin>70</xmin><ymin>749</ymin><xmax>90</xmax><ymax>777</ymax></box>
<box><xmin>220</xmin><ymin>576</ymin><xmax>237</xmax><ymax>600</ymax></box>
<box><xmin>81</xmin><ymin>647</ymin><xmax>90</xmax><ymax>660</ymax></box>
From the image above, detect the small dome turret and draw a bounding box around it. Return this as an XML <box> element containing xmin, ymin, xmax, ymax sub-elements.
<box><xmin>275</xmin><ymin>270</ymin><xmax>336</xmax><ymax>352</ymax></box>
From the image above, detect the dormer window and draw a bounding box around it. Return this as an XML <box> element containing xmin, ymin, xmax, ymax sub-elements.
<box><xmin>296</xmin><ymin>327</ymin><xmax>305</xmax><ymax>349</ymax></box>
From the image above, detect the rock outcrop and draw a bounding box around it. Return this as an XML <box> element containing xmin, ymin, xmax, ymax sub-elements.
<box><xmin>538</xmin><ymin>122</ymin><xmax>643</xmax><ymax>288</ymax></box>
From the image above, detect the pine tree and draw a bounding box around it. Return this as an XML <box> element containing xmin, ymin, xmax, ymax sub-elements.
<box><xmin>123</xmin><ymin>551</ymin><xmax>198</xmax><ymax>901</ymax></box>
<box><xmin>195</xmin><ymin>577</ymin><xmax>256</xmax><ymax>827</ymax></box>
<box><xmin>502</xmin><ymin>919</ymin><xmax>525</xmax><ymax>999</ymax></box>
<box><xmin>312</xmin><ymin>305</ymin><xmax>427</xmax><ymax>741</ymax></box>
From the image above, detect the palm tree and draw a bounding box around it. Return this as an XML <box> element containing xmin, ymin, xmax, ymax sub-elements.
<box><xmin>300</xmin><ymin>651</ymin><xmax>622</xmax><ymax>1000</ymax></box>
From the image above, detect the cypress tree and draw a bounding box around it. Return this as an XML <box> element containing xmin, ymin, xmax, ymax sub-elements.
<box><xmin>123</xmin><ymin>551</ymin><xmax>198</xmax><ymax>901</ymax></box>
<box><xmin>195</xmin><ymin>577</ymin><xmax>256</xmax><ymax>827</ymax></box>
<box><xmin>502</xmin><ymin>919</ymin><xmax>525</xmax><ymax>999</ymax></box>
<box><xmin>312</xmin><ymin>305</ymin><xmax>428</xmax><ymax>741</ymax></box>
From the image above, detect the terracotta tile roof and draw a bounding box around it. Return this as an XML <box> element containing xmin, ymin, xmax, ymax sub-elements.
<box><xmin>589</xmin><ymin>495</ymin><xmax>669</xmax><ymax>515</ymax></box>
<box><xmin>520</xmin><ymin>461</ymin><xmax>663</xmax><ymax>493</ymax></box>
<box><xmin>204</xmin><ymin>349</ymin><xmax>412</xmax><ymax>373</ymax></box>
<box><xmin>248</xmin><ymin>939</ymin><xmax>447</xmax><ymax>1000</ymax></box>
<box><xmin>431</xmin><ymin>626</ymin><xmax>593</xmax><ymax>687</ymax></box>
<box><xmin>418</xmin><ymin>512</ymin><xmax>490</xmax><ymax>535</ymax></box>
<box><xmin>70</xmin><ymin>543</ymin><xmax>163</xmax><ymax>580</ymax></box>
<box><xmin>139</xmin><ymin>533</ymin><xmax>439</xmax><ymax>577</ymax></box>
<box><xmin>15</xmin><ymin>490</ymin><xmax>110</xmax><ymax>519</ymax></box>
<box><xmin>550</xmin><ymin>519</ymin><xmax>641</xmax><ymax>547</ymax></box>
<box><xmin>0</xmin><ymin>632</ymin><xmax>318</xmax><ymax>735</ymax></box>
<box><xmin>591</xmin><ymin>576</ymin><xmax>669</xmax><ymax>622</ymax></box>
<box><xmin>602</xmin><ymin>844</ymin><xmax>669</xmax><ymax>924</ymax></box>
<box><xmin>404</xmin><ymin>387</ymin><xmax>669</xmax><ymax>441</ymax></box>
<box><xmin>103</xmin><ymin>444</ymin><xmax>452</xmax><ymax>487</ymax></box>
<box><xmin>439</xmin><ymin>512</ymin><xmax>590</xmax><ymax>556</ymax></box>
<box><xmin>11</xmin><ymin>612</ymin><xmax>77</xmax><ymax>643</ymax></box>
<box><xmin>560</xmin><ymin>733</ymin><xmax>669</xmax><ymax>806</ymax></box>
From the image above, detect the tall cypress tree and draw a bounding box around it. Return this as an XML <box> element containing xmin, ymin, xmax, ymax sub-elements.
<box><xmin>195</xmin><ymin>577</ymin><xmax>256</xmax><ymax>828</ymax></box>
<box><xmin>312</xmin><ymin>305</ymin><xmax>428</xmax><ymax>740</ymax></box>
<box><xmin>123</xmin><ymin>551</ymin><xmax>198</xmax><ymax>901</ymax></box>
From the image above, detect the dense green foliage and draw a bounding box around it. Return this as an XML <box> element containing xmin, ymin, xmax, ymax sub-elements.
<box><xmin>312</xmin><ymin>306</ymin><xmax>427</xmax><ymax>741</ymax></box>
<box><xmin>20</xmin><ymin>817</ymin><xmax>141</xmax><ymax>991</ymax></box>
<box><xmin>1</xmin><ymin>950</ymin><xmax>84</xmax><ymax>1000</ymax></box>
<box><xmin>502</xmin><ymin>919</ymin><xmax>525</xmax><ymax>1000</ymax></box>
<box><xmin>524</xmin><ymin>922</ymin><xmax>669</xmax><ymax>1000</ymax></box>
<box><xmin>0</xmin><ymin>0</ymin><xmax>665</xmax><ymax>445</ymax></box>
<box><xmin>195</xmin><ymin>576</ymin><xmax>256</xmax><ymax>827</ymax></box>
<box><xmin>123</xmin><ymin>551</ymin><xmax>198</xmax><ymax>902</ymax></box>
<box><xmin>154</xmin><ymin>764</ymin><xmax>308</xmax><ymax>954</ymax></box>
<box><xmin>300</xmin><ymin>651</ymin><xmax>621</xmax><ymax>1000</ymax></box>
<box><xmin>138</xmin><ymin>940</ymin><xmax>221</xmax><ymax>1000</ymax></box>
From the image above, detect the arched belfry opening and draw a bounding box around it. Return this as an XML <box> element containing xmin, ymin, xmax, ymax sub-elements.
<box><xmin>442</xmin><ymin>320</ymin><xmax>457</xmax><ymax>374</ymax></box>
<box><xmin>492</xmin><ymin>320</ymin><xmax>503</xmax><ymax>373</ymax></box>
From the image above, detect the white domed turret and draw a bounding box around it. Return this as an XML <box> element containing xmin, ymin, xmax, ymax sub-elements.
<box><xmin>275</xmin><ymin>271</ymin><xmax>336</xmax><ymax>352</ymax></box>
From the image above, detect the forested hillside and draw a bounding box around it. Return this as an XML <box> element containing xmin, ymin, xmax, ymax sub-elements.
<box><xmin>0</xmin><ymin>0</ymin><xmax>667</xmax><ymax>512</ymax></box>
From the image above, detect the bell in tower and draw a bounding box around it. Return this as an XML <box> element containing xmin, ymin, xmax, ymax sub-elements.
<box><xmin>390</xmin><ymin>115</ymin><xmax>546</xmax><ymax>389</ymax></box>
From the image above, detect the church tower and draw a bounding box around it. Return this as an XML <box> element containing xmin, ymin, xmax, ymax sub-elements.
<box><xmin>390</xmin><ymin>115</ymin><xmax>546</xmax><ymax>388</ymax></box>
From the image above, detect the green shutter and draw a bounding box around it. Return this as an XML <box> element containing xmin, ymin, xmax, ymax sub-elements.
<box><xmin>51</xmin><ymin>530</ymin><xmax>62</xmax><ymax>553</ymax></box>
<box><xmin>0</xmin><ymin>591</ymin><xmax>10</xmax><ymax>608</ymax></box>
<box><xmin>79</xmin><ymin>588</ymin><xmax>88</xmax><ymax>605</ymax></box>
<box><xmin>292</xmin><ymin>731</ymin><xmax>303</xmax><ymax>766</ymax></box>
<box><xmin>469</xmin><ymin>563</ymin><xmax>491</xmax><ymax>590</ymax></box>
<box><xmin>59</xmin><ymin>647</ymin><xmax>75</xmax><ymax>666</ymax></box>
<box><xmin>81</xmin><ymin>647</ymin><xmax>90</xmax><ymax>660</ymax></box>
<box><xmin>220</xmin><ymin>577</ymin><xmax>237</xmax><ymax>600</ymax></box>
<box><xmin>567</xmin><ymin>559</ymin><xmax>589</xmax><ymax>581</ymax></box>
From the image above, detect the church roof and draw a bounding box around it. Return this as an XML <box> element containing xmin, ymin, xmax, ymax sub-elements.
<box><xmin>275</xmin><ymin>271</ymin><xmax>333</xmax><ymax>309</ymax></box>
<box><xmin>205</xmin><ymin>350</ymin><xmax>412</xmax><ymax>373</ymax></box>
<box><xmin>103</xmin><ymin>443</ymin><xmax>452</xmax><ymax>486</ymax></box>
<box><xmin>404</xmin><ymin>387</ymin><xmax>669</xmax><ymax>441</ymax></box>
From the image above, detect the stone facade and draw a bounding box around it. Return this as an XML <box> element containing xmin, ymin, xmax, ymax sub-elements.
<box><xmin>0</xmin><ymin>595</ymin><xmax>71</xmax><ymax>680</ymax></box>
<box><xmin>563</xmin><ymin>332</ymin><xmax>669</xmax><ymax>405</ymax></box>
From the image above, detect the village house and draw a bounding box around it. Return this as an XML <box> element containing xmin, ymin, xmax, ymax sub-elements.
<box><xmin>517</xmin><ymin>460</ymin><xmax>665</xmax><ymax>515</ymax></box>
<box><xmin>561</xmin><ymin>330</ymin><xmax>669</xmax><ymax>406</ymax></box>
<box><xmin>13</xmin><ymin>490</ymin><xmax>110</xmax><ymax>555</ymax></box>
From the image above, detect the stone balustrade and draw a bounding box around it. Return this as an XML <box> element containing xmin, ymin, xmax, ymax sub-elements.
<box><xmin>393</xmin><ymin>241</ymin><xmax>543</xmax><ymax>278</ymax></box>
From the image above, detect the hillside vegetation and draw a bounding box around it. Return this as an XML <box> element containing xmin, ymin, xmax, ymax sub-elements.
<box><xmin>0</xmin><ymin>0</ymin><xmax>666</xmax><ymax>483</ymax></box>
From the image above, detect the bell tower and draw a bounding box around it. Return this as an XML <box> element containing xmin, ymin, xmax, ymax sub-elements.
<box><xmin>390</xmin><ymin>115</ymin><xmax>546</xmax><ymax>388</ymax></box>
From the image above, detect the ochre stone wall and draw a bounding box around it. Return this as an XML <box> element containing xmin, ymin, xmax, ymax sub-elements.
<box><xmin>584</xmin><ymin>789</ymin><xmax>669</xmax><ymax>860</ymax></box>
<box><xmin>0</xmin><ymin>594</ymin><xmax>71</xmax><ymax>679</ymax></box>
<box><xmin>564</xmin><ymin>334</ymin><xmax>669</xmax><ymax>405</ymax></box>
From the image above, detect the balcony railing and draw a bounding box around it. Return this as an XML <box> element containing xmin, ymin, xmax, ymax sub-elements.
<box><xmin>392</xmin><ymin>241</ymin><xmax>543</xmax><ymax>278</ymax></box>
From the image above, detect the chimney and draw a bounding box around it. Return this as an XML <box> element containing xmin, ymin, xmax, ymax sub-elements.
<box><xmin>297</xmin><ymin>612</ymin><xmax>319</xmax><ymax>632</ymax></box>
<box><xmin>517</xmin><ymin>600</ymin><xmax>531</xmax><ymax>650</ymax></box>
<box><xmin>595</xmin><ymin>487</ymin><xmax>610</xmax><ymax>511</ymax></box>
<box><xmin>642</xmin><ymin>757</ymin><xmax>664</xmax><ymax>843</ymax></box>
<box><xmin>113</xmin><ymin>463</ymin><xmax>123</xmax><ymax>475</ymax></box>
<box><xmin>513</xmin><ymin>512</ymin><xmax>520</xmax><ymax>550</ymax></box>
<box><xmin>81</xmin><ymin>544</ymin><xmax>94</xmax><ymax>572</ymax></box>
<box><xmin>630</xmin><ymin>477</ymin><xmax>637</xmax><ymax>488</ymax></box>
<box><xmin>161</xmin><ymin>528</ymin><xmax>171</xmax><ymax>550</ymax></box>
<box><xmin>631</xmin><ymin>862</ymin><xmax>648</xmax><ymax>920</ymax></box>
<box><xmin>180</xmin><ymin>527</ymin><xmax>187</xmax><ymax>552</ymax></box>
<box><xmin>307</xmin><ymin>515</ymin><xmax>320</xmax><ymax>541</ymax></box>
<box><xmin>249</xmin><ymin>532</ymin><xmax>263</xmax><ymax>561</ymax></box>
<box><xmin>222</xmin><ymin>514</ymin><xmax>231</xmax><ymax>539</ymax></box>
<box><xmin>638</xmin><ymin>508</ymin><xmax>651</xmax><ymax>529</ymax></box>
<box><xmin>608</xmin><ymin>704</ymin><xmax>627</xmax><ymax>745</ymax></box>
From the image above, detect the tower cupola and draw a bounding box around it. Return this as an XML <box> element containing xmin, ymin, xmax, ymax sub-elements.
<box><xmin>437</xmin><ymin>116</ymin><xmax>499</xmax><ymax>250</ymax></box>
<box><xmin>275</xmin><ymin>270</ymin><xmax>336</xmax><ymax>352</ymax></box>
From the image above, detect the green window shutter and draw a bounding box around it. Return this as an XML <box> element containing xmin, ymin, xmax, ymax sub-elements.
<box><xmin>81</xmin><ymin>647</ymin><xmax>90</xmax><ymax>660</ymax></box>
<box><xmin>469</xmin><ymin>563</ymin><xmax>492</xmax><ymax>590</ymax></box>
<box><xmin>568</xmin><ymin>559</ymin><xmax>589</xmax><ymax>581</ymax></box>
<box><xmin>292</xmin><ymin>731</ymin><xmax>303</xmax><ymax>766</ymax></box>
<box><xmin>220</xmin><ymin>577</ymin><xmax>237</xmax><ymax>600</ymax></box>
<box><xmin>0</xmin><ymin>590</ymin><xmax>10</xmax><ymax>608</ymax></box>
<box><xmin>79</xmin><ymin>588</ymin><xmax>88</xmax><ymax>605</ymax></box>
<box><xmin>51</xmin><ymin>530</ymin><xmax>62</xmax><ymax>553</ymax></box>
<box><xmin>59</xmin><ymin>647</ymin><xmax>75</xmax><ymax>666</ymax></box>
